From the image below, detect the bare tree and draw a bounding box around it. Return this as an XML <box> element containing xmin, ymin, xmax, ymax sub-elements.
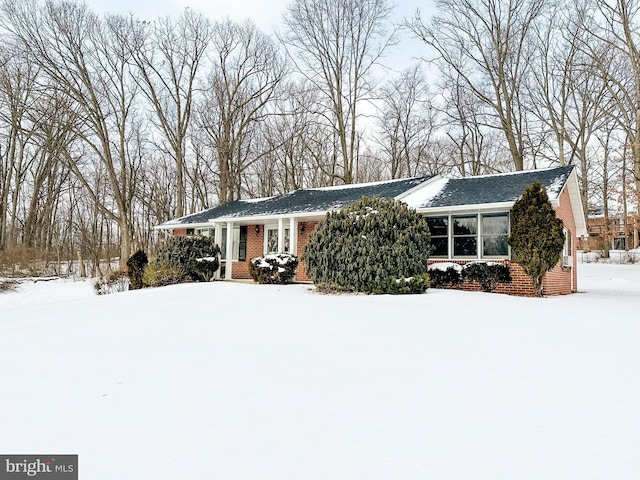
<box><xmin>409</xmin><ymin>0</ymin><xmax>544</xmax><ymax>171</ymax></box>
<box><xmin>197</xmin><ymin>19</ymin><xmax>287</xmax><ymax>204</ymax></box>
<box><xmin>1</xmin><ymin>1</ymin><xmax>144</xmax><ymax>265</ymax></box>
<box><xmin>281</xmin><ymin>0</ymin><xmax>397</xmax><ymax>184</ymax></box>
<box><xmin>579</xmin><ymin>0</ymin><xmax>640</xmax><ymax>209</ymax></box>
<box><xmin>375</xmin><ymin>64</ymin><xmax>436</xmax><ymax>178</ymax></box>
<box><xmin>129</xmin><ymin>10</ymin><xmax>211</xmax><ymax>217</ymax></box>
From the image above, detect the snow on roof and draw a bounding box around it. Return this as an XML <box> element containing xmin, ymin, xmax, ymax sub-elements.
<box><xmin>417</xmin><ymin>166</ymin><xmax>574</xmax><ymax>209</ymax></box>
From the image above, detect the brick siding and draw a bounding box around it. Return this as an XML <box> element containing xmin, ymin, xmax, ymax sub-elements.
<box><xmin>295</xmin><ymin>221</ymin><xmax>318</xmax><ymax>282</ymax></box>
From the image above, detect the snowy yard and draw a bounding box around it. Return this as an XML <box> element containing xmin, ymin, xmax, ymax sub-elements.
<box><xmin>1</xmin><ymin>264</ymin><xmax>639</xmax><ymax>479</ymax></box>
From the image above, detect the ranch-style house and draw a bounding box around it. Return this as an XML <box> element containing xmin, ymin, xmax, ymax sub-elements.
<box><xmin>156</xmin><ymin>165</ymin><xmax>587</xmax><ymax>296</ymax></box>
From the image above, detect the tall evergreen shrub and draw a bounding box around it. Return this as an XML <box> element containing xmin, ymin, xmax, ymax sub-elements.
<box><xmin>302</xmin><ymin>196</ymin><xmax>432</xmax><ymax>294</ymax></box>
<box><xmin>508</xmin><ymin>181</ymin><xmax>565</xmax><ymax>296</ymax></box>
<box><xmin>126</xmin><ymin>250</ymin><xmax>148</xmax><ymax>290</ymax></box>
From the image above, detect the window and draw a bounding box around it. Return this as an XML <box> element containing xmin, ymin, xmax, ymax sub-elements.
<box><xmin>266</xmin><ymin>227</ymin><xmax>290</xmax><ymax>254</ymax></box>
<box><xmin>219</xmin><ymin>226</ymin><xmax>247</xmax><ymax>261</ymax></box>
<box><xmin>453</xmin><ymin>215</ymin><xmax>477</xmax><ymax>257</ymax></box>
<box><xmin>481</xmin><ymin>213</ymin><xmax>509</xmax><ymax>257</ymax></box>
<box><xmin>426</xmin><ymin>216</ymin><xmax>448</xmax><ymax>257</ymax></box>
<box><xmin>238</xmin><ymin>226</ymin><xmax>247</xmax><ymax>261</ymax></box>
<box><xmin>267</xmin><ymin>228</ymin><xmax>278</xmax><ymax>254</ymax></box>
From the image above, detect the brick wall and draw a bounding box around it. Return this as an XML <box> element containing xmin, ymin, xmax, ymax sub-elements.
<box><xmin>554</xmin><ymin>186</ymin><xmax>578</xmax><ymax>293</ymax></box>
<box><xmin>223</xmin><ymin>224</ymin><xmax>264</xmax><ymax>280</ymax></box>
<box><xmin>295</xmin><ymin>221</ymin><xmax>318</xmax><ymax>282</ymax></box>
<box><xmin>427</xmin><ymin>260</ymin><xmax>570</xmax><ymax>296</ymax></box>
<box><xmin>172</xmin><ymin>228</ymin><xmax>187</xmax><ymax>237</ymax></box>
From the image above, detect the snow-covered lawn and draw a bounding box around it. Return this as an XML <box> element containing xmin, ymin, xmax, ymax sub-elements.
<box><xmin>1</xmin><ymin>264</ymin><xmax>639</xmax><ymax>479</ymax></box>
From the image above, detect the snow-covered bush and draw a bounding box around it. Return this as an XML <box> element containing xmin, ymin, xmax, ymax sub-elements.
<box><xmin>94</xmin><ymin>269</ymin><xmax>129</xmax><ymax>295</ymax></box>
<box><xmin>126</xmin><ymin>250</ymin><xmax>148</xmax><ymax>290</ymax></box>
<box><xmin>462</xmin><ymin>261</ymin><xmax>512</xmax><ymax>292</ymax></box>
<box><xmin>152</xmin><ymin>236</ymin><xmax>221</xmax><ymax>283</ymax></box>
<box><xmin>428</xmin><ymin>262</ymin><xmax>463</xmax><ymax>288</ymax></box>
<box><xmin>303</xmin><ymin>196</ymin><xmax>432</xmax><ymax>294</ymax></box>
<box><xmin>249</xmin><ymin>254</ymin><xmax>298</xmax><ymax>284</ymax></box>
<box><xmin>388</xmin><ymin>274</ymin><xmax>431</xmax><ymax>294</ymax></box>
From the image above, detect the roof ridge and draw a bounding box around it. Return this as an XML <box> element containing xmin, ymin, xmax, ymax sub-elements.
<box><xmin>454</xmin><ymin>165</ymin><xmax>573</xmax><ymax>181</ymax></box>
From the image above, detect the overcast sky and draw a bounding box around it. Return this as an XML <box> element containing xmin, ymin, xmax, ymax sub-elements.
<box><xmin>83</xmin><ymin>0</ymin><xmax>435</xmax><ymax>75</ymax></box>
<box><xmin>84</xmin><ymin>0</ymin><xmax>433</xmax><ymax>34</ymax></box>
<box><xmin>85</xmin><ymin>0</ymin><xmax>290</xmax><ymax>29</ymax></box>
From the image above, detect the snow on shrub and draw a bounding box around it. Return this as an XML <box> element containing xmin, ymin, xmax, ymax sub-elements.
<box><xmin>249</xmin><ymin>253</ymin><xmax>298</xmax><ymax>284</ymax></box>
<box><xmin>303</xmin><ymin>196</ymin><xmax>432</xmax><ymax>294</ymax></box>
<box><xmin>428</xmin><ymin>262</ymin><xmax>463</xmax><ymax>289</ymax></box>
<box><xmin>388</xmin><ymin>274</ymin><xmax>431</xmax><ymax>294</ymax></box>
<box><xmin>151</xmin><ymin>236</ymin><xmax>221</xmax><ymax>284</ymax></box>
<box><xmin>462</xmin><ymin>261</ymin><xmax>512</xmax><ymax>292</ymax></box>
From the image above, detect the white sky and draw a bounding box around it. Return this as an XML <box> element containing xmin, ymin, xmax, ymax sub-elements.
<box><xmin>84</xmin><ymin>0</ymin><xmax>435</xmax><ymax>43</ymax></box>
<box><xmin>86</xmin><ymin>0</ymin><xmax>292</xmax><ymax>29</ymax></box>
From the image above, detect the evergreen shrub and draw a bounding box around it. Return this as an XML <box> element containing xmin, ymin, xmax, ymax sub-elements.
<box><xmin>462</xmin><ymin>261</ymin><xmax>512</xmax><ymax>292</ymax></box>
<box><xmin>153</xmin><ymin>236</ymin><xmax>221</xmax><ymax>283</ymax></box>
<box><xmin>508</xmin><ymin>181</ymin><xmax>565</xmax><ymax>296</ymax></box>
<box><xmin>249</xmin><ymin>253</ymin><xmax>298</xmax><ymax>284</ymax></box>
<box><xmin>428</xmin><ymin>263</ymin><xmax>463</xmax><ymax>288</ymax></box>
<box><xmin>303</xmin><ymin>196</ymin><xmax>432</xmax><ymax>294</ymax></box>
<box><xmin>126</xmin><ymin>250</ymin><xmax>148</xmax><ymax>290</ymax></box>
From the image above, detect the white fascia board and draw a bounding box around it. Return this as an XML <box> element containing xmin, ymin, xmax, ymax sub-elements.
<box><xmin>563</xmin><ymin>169</ymin><xmax>588</xmax><ymax>238</ymax></box>
<box><xmin>209</xmin><ymin>210</ymin><xmax>328</xmax><ymax>224</ymax></box>
<box><xmin>153</xmin><ymin>222</ymin><xmax>213</xmax><ymax>231</ymax></box>
<box><xmin>416</xmin><ymin>202</ymin><xmax>515</xmax><ymax>215</ymax></box>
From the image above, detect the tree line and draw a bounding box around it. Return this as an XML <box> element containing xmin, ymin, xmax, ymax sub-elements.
<box><xmin>0</xmin><ymin>0</ymin><xmax>637</xmax><ymax>274</ymax></box>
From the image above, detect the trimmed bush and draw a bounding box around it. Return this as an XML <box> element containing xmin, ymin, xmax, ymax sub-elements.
<box><xmin>508</xmin><ymin>181</ymin><xmax>565</xmax><ymax>296</ymax></box>
<box><xmin>142</xmin><ymin>261</ymin><xmax>188</xmax><ymax>288</ymax></box>
<box><xmin>303</xmin><ymin>196</ymin><xmax>432</xmax><ymax>294</ymax></box>
<box><xmin>126</xmin><ymin>250</ymin><xmax>148</xmax><ymax>290</ymax></box>
<box><xmin>428</xmin><ymin>262</ymin><xmax>463</xmax><ymax>288</ymax></box>
<box><xmin>154</xmin><ymin>236</ymin><xmax>221</xmax><ymax>283</ymax></box>
<box><xmin>462</xmin><ymin>261</ymin><xmax>512</xmax><ymax>292</ymax></box>
<box><xmin>249</xmin><ymin>254</ymin><xmax>298</xmax><ymax>284</ymax></box>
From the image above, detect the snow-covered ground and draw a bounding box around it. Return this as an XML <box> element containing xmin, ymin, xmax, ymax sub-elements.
<box><xmin>1</xmin><ymin>264</ymin><xmax>639</xmax><ymax>479</ymax></box>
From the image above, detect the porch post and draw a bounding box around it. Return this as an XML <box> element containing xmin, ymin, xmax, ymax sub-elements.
<box><xmin>214</xmin><ymin>223</ymin><xmax>223</xmax><ymax>280</ymax></box>
<box><xmin>225</xmin><ymin>221</ymin><xmax>233</xmax><ymax>280</ymax></box>
<box><xmin>277</xmin><ymin>217</ymin><xmax>284</xmax><ymax>253</ymax></box>
<box><xmin>289</xmin><ymin>217</ymin><xmax>297</xmax><ymax>255</ymax></box>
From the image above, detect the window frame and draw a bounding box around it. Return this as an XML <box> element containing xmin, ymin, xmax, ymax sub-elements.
<box><xmin>480</xmin><ymin>212</ymin><xmax>510</xmax><ymax>258</ymax></box>
<box><xmin>452</xmin><ymin>214</ymin><xmax>478</xmax><ymax>258</ymax></box>
<box><xmin>425</xmin><ymin>211</ymin><xmax>511</xmax><ymax>260</ymax></box>
<box><xmin>426</xmin><ymin>216</ymin><xmax>449</xmax><ymax>258</ymax></box>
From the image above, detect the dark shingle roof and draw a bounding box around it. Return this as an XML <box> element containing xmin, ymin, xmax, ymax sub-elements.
<box><xmin>163</xmin><ymin>176</ymin><xmax>433</xmax><ymax>226</ymax></box>
<box><xmin>420</xmin><ymin>166</ymin><xmax>574</xmax><ymax>208</ymax></box>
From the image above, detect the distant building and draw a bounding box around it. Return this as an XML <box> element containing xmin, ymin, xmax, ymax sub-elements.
<box><xmin>584</xmin><ymin>208</ymin><xmax>639</xmax><ymax>251</ymax></box>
